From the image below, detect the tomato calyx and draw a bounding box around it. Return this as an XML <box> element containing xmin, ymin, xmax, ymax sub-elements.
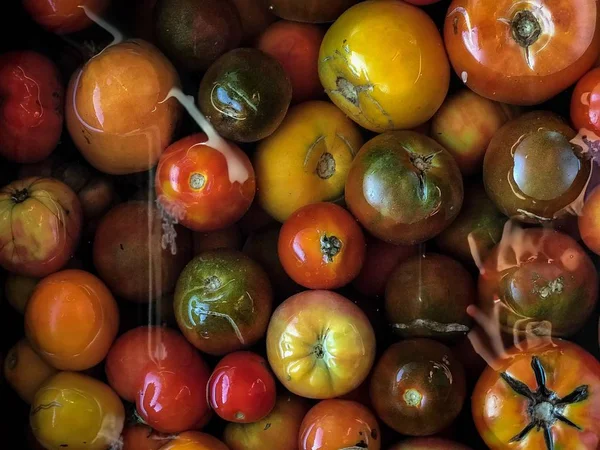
<box><xmin>511</xmin><ymin>10</ymin><xmax>541</xmax><ymax>48</ymax></box>
<box><xmin>501</xmin><ymin>356</ymin><xmax>589</xmax><ymax>450</ymax></box>
<box><xmin>11</xmin><ymin>188</ymin><xmax>30</xmax><ymax>204</ymax></box>
<box><xmin>204</xmin><ymin>275</ymin><xmax>222</xmax><ymax>291</ymax></box>
<box><xmin>403</xmin><ymin>388</ymin><xmax>423</xmax><ymax>407</ymax></box>
<box><xmin>320</xmin><ymin>234</ymin><xmax>342</xmax><ymax>263</ymax></box>
<box><xmin>316</xmin><ymin>152</ymin><xmax>336</xmax><ymax>179</ymax></box>
<box><xmin>189</xmin><ymin>173</ymin><xmax>206</xmax><ymax>190</ymax></box>
<box><xmin>409</xmin><ymin>152</ymin><xmax>437</xmax><ymax>199</ymax></box>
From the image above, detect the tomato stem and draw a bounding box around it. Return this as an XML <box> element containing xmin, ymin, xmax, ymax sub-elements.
<box><xmin>11</xmin><ymin>188</ymin><xmax>29</xmax><ymax>204</ymax></box>
<box><xmin>320</xmin><ymin>234</ymin><xmax>342</xmax><ymax>263</ymax></box>
<box><xmin>316</xmin><ymin>152</ymin><xmax>336</xmax><ymax>179</ymax></box>
<box><xmin>189</xmin><ymin>173</ymin><xmax>206</xmax><ymax>190</ymax></box>
<box><xmin>511</xmin><ymin>10</ymin><xmax>541</xmax><ymax>48</ymax></box>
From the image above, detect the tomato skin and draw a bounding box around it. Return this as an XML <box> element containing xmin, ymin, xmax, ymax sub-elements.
<box><xmin>158</xmin><ymin>432</ymin><xmax>230</xmax><ymax>450</ymax></box>
<box><xmin>279</xmin><ymin>202</ymin><xmax>366</xmax><ymax>289</ymax></box>
<box><xmin>22</xmin><ymin>0</ymin><xmax>110</xmax><ymax>34</ymax></box>
<box><xmin>579</xmin><ymin>185</ymin><xmax>600</xmax><ymax>254</ymax></box>
<box><xmin>121</xmin><ymin>424</ymin><xmax>173</xmax><ymax>450</ymax></box>
<box><xmin>444</xmin><ymin>0</ymin><xmax>600</xmax><ymax>105</ymax></box>
<box><xmin>208</xmin><ymin>351</ymin><xmax>277</xmax><ymax>423</ymax></box>
<box><xmin>571</xmin><ymin>67</ymin><xmax>600</xmax><ymax>136</ymax></box>
<box><xmin>0</xmin><ymin>51</ymin><xmax>63</xmax><ymax>163</ymax></box>
<box><xmin>156</xmin><ymin>133</ymin><xmax>255</xmax><ymax>232</ymax></box>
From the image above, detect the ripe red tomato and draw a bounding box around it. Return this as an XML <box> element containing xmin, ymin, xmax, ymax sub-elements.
<box><xmin>155</xmin><ymin>133</ymin><xmax>256</xmax><ymax>232</ymax></box>
<box><xmin>278</xmin><ymin>202</ymin><xmax>366</xmax><ymax>289</ymax></box>
<box><xmin>208</xmin><ymin>351</ymin><xmax>277</xmax><ymax>423</ymax></box>
<box><xmin>571</xmin><ymin>67</ymin><xmax>600</xmax><ymax>136</ymax></box>
<box><xmin>0</xmin><ymin>51</ymin><xmax>63</xmax><ymax>163</ymax></box>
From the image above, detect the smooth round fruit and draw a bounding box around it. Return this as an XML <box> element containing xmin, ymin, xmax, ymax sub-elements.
<box><xmin>299</xmin><ymin>399</ymin><xmax>381</xmax><ymax>450</ymax></box>
<box><xmin>93</xmin><ymin>201</ymin><xmax>192</xmax><ymax>303</ymax></box>
<box><xmin>158</xmin><ymin>432</ymin><xmax>229</xmax><ymax>450</ymax></box>
<box><xmin>579</xmin><ymin>184</ymin><xmax>600</xmax><ymax>254</ymax></box>
<box><xmin>4</xmin><ymin>274</ymin><xmax>39</xmax><ymax>314</ymax></box>
<box><xmin>571</xmin><ymin>67</ymin><xmax>600</xmax><ymax>136</ymax></box>
<box><xmin>370</xmin><ymin>339</ymin><xmax>466</xmax><ymax>436</ymax></box>
<box><xmin>254</xmin><ymin>100</ymin><xmax>363</xmax><ymax>222</ymax></box>
<box><xmin>121</xmin><ymin>424</ymin><xmax>173</xmax><ymax>450</ymax></box>
<box><xmin>444</xmin><ymin>0</ymin><xmax>600</xmax><ymax>105</ymax></box>
<box><xmin>268</xmin><ymin>0</ymin><xmax>358</xmax><ymax>22</ymax></box>
<box><xmin>385</xmin><ymin>253</ymin><xmax>476</xmax><ymax>340</ymax></box>
<box><xmin>390</xmin><ymin>438</ymin><xmax>472</xmax><ymax>449</ymax></box>
<box><xmin>483</xmin><ymin>111</ymin><xmax>591</xmax><ymax>223</ymax></box>
<box><xmin>208</xmin><ymin>351</ymin><xmax>277</xmax><ymax>423</ymax></box>
<box><xmin>478</xmin><ymin>227</ymin><xmax>598</xmax><ymax>337</ymax></box>
<box><xmin>472</xmin><ymin>340</ymin><xmax>600</xmax><ymax>450</ymax></box>
<box><xmin>174</xmin><ymin>249</ymin><xmax>273</xmax><ymax>355</ymax></box>
<box><xmin>0</xmin><ymin>177</ymin><xmax>82</xmax><ymax>277</ymax></box>
<box><xmin>66</xmin><ymin>40</ymin><xmax>181</xmax><ymax>175</ymax></box>
<box><xmin>278</xmin><ymin>202</ymin><xmax>366</xmax><ymax>290</ymax></box>
<box><xmin>25</xmin><ymin>270</ymin><xmax>119</xmax><ymax>371</ymax></box>
<box><xmin>198</xmin><ymin>48</ymin><xmax>292</xmax><ymax>143</ymax></box>
<box><xmin>22</xmin><ymin>0</ymin><xmax>110</xmax><ymax>34</ymax></box>
<box><xmin>267</xmin><ymin>290</ymin><xmax>376</xmax><ymax>399</ymax></box>
<box><xmin>155</xmin><ymin>133</ymin><xmax>256</xmax><ymax>232</ymax></box>
<box><xmin>319</xmin><ymin>0</ymin><xmax>449</xmax><ymax>132</ymax></box>
<box><xmin>30</xmin><ymin>372</ymin><xmax>124</xmax><ymax>450</ymax></box>
<box><xmin>345</xmin><ymin>131</ymin><xmax>463</xmax><ymax>245</ymax></box>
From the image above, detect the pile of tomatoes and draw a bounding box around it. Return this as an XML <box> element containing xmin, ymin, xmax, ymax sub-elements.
<box><xmin>2</xmin><ymin>0</ymin><xmax>600</xmax><ymax>449</ymax></box>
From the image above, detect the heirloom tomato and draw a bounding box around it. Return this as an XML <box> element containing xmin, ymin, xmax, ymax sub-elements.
<box><xmin>121</xmin><ymin>424</ymin><xmax>173</xmax><ymax>450</ymax></box>
<box><xmin>278</xmin><ymin>202</ymin><xmax>366</xmax><ymax>290</ymax></box>
<box><xmin>266</xmin><ymin>290</ymin><xmax>376</xmax><ymax>399</ymax></box>
<box><xmin>579</xmin><ymin>185</ymin><xmax>600</xmax><ymax>255</ymax></box>
<box><xmin>472</xmin><ymin>340</ymin><xmax>600</xmax><ymax>450</ymax></box>
<box><xmin>0</xmin><ymin>177</ymin><xmax>82</xmax><ymax>277</ymax></box>
<box><xmin>22</xmin><ymin>0</ymin><xmax>110</xmax><ymax>34</ymax></box>
<box><xmin>444</xmin><ymin>0</ymin><xmax>600</xmax><ymax>105</ymax></box>
<box><xmin>155</xmin><ymin>133</ymin><xmax>256</xmax><ymax>232</ymax></box>
<box><xmin>158</xmin><ymin>432</ymin><xmax>229</xmax><ymax>450</ymax></box>
<box><xmin>390</xmin><ymin>438</ymin><xmax>472</xmax><ymax>449</ymax></box>
<box><xmin>268</xmin><ymin>0</ymin><xmax>358</xmax><ymax>22</ymax></box>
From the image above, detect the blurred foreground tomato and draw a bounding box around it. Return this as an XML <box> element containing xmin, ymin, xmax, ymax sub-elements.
<box><xmin>0</xmin><ymin>177</ymin><xmax>82</xmax><ymax>277</ymax></box>
<box><xmin>158</xmin><ymin>432</ymin><xmax>229</xmax><ymax>450</ymax></box>
<box><xmin>445</xmin><ymin>0</ymin><xmax>600</xmax><ymax>105</ymax></box>
<box><xmin>30</xmin><ymin>372</ymin><xmax>124</xmax><ymax>450</ymax></box>
<box><xmin>0</xmin><ymin>51</ymin><xmax>63</xmax><ymax>163</ymax></box>
<box><xmin>121</xmin><ymin>424</ymin><xmax>173</xmax><ymax>450</ymax></box>
<box><xmin>473</xmin><ymin>340</ymin><xmax>600</xmax><ymax>450</ymax></box>
<box><xmin>579</xmin><ymin>185</ymin><xmax>600</xmax><ymax>254</ymax></box>
<box><xmin>22</xmin><ymin>0</ymin><xmax>110</xmax><ymax>34</ymax></box>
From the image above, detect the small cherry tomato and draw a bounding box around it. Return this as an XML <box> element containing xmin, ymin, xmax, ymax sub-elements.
<box><xmin>25</xmin><ymin>269</ymin><xmax>119</xmax><ymax>371</ymax></box>
<box><xmin>156</xmin><ymin>133</ymin><xmax>256</xmax><ymax>232</ymax></box>
<box><xmin>208</xmin><ymin>351</ymin><xmax>277</xmax><ymax>423</ymax></box>
<box><xmin>0</xmin><ymin>51</ymin><xmax>63</xmax><ymax>163</ymax></box>
<box><xmin>158</xmin><ymin>432</ymin><xmax>229</xmax><ymax>450</ymax></box>
<box><xmin>579</xmin><ymin>184</ymin><xmax>600</xmax><ymax>255</ymax></box>
<box><xmin>22</xmin><ymin>0</ymin><xmax>110</xmax><ymax>34</ymax></box>
<box><xmin>121</xmin><ymin>424</ymin><xmax>173</xmax><ymax>450</ymax></box>
<box><xmin>278</xmin><ymin>202</ymin><xmax>366</xmax><ymax>289</ymax></box>
<box><xmin>572</xmin><ymin>67</ymin><xmax>600</xmax><ymax>137</ymax></box>
<box><xmin>30</xmin><ymin>372</ymin><xmax>125</xmax><ymax>450</ymax></box>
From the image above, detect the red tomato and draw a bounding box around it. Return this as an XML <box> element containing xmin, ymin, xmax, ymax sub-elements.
<box><xmin>22</xmin><ymin>0</ymin><xmax>110</xmax><ymax>34</ymax></box>
<box><xmin>571</xmin><ymin>67</ymin><xmax>600</xmax><ymax>136</ymax></box>
<box><xmin>105</xmin><ymin>326</ymin><xmax>211</xmax><ymax>434</ymax></box>
<box><xmin>155</xmin><ymin>133</ymin><xmax>256</xmax><ymax>232</ymax></box>
<box><xmin>208</xmin><ymin>351</ymin><xmax>277</xmax><ymax>423</ymax></box>
<box><xmin>0</xmin><ymin>51</ymin><xmax>63</xmax><ymax>163</ymax></box>
<box><xmin>278</xmin><ymin>202</ymin><xmax>366</xmax><ymax>289</ymax></box>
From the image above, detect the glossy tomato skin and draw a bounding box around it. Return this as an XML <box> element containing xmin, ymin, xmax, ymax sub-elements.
<box><xmin>22</xmin><ymin>0</ymin><xmax>110</xmax><ymax>34</ymax></box>
<box><xmin>0</xmin><ymin>177</ymin><xmax>82</xmax><ymax>277</ymax></box>
<box><xmin>156</xmin><ymin>133</ymin><xmax>256</xmax><ymax>232</ymax></box>
<box><xmin>299</xmin><ymin>399</ymin><xmax>381</xmax><ymax>450</ymax></box>
<box><xmin>444</xmin><ymin>0</ymin><xmax>600</xmax><ymax>105</ymax></box>
<box><xmin>0</xmin><ymin>51</ymin><xmax>63</xmax><ymax>163</ymax></box>
<box><xmin>208</xmin><ymin>351</ymin><xmax>277</xmax><ymax>423</ymax></box>
<box><xmin>473</xmin><ymin>340</ymin><xmax>600</xmax><ymax>450</ymax></box>
<box><xmin>571</xmin><ymin>67</ymin><xmax>600</xmax><ymax>136</ymax></box>
<box><xmin>579</xmin><ymin>185</ymin><xmax>600</xmax><ymax>254</ymax></box>
<box><xmin>279</xmin><ymin>202</ymin><xmax>366</xmax><ymax>289</ymax></box>
<box><xmin>478</xmin><ymin>227</ymin><xmax>598</xmax><ymax>337</ymax></box>
<box><xmin>30</xmin><ymin>372</ymin><xmax>125</xmax><ymax>450</ymax></box>
<box><xmin>121</xmin><ymin>424</ymin><xmax>173</xmax><ymax>450</ymax></box>
<box><xmin>345</xmin><ymin>131</ymin><xmax>463</xmax><ymax>245</ymax></box>
<box><xmin>390</xmin><ymin>438</ymin><xmax>472</xmax><ymax>449</ymax></box>
<box><xmin>267</xmin><ymin>290</ymin><xmax>376</xmax><ymax>399</ymax></box>
<box><xmin>158</xmin><ymin>432</ymin><xmax>230</xmax><ymax>450</ymax></box>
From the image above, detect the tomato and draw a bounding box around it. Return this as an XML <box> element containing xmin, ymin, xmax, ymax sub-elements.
<box><xmin>319</xmin><ymin>1</ymin><xmax>449</xmax><ymax>132</ymax></box>
<box><xmin>193</xmin><ymin>225</ymin><xmax>243</xmax><ymax>254</ymax></box>
<box><xmin>174</xmin><ymin>249</ymin><xmax>273</xmax><ymax>355</ymax></box>
<box><xmin>4</xmin><ymin>274</ymin><xmax>39</xmax><ymax>314</ymax></box>
<box><xmin>404</xmin><ymin>0</ymin><xmax>442</xmax><ymax>4</ymax></box>
<box><xmin>158</xmin><ymin>432</ymin><xmax>229</xmax><ymax>450</ymax></box>
<box><xmin>472</xmin><ymin>340</ymin><xmax>600</xmax><ymax>450</ymax></box>
<box><xmin>267</xmin><ymin>290</ymin><xmax>376</xmax><ymax>399</ymax></box>
<box><xmin>22</xmin><ymin>0</ymin><xmax>110</xmax><ymax>34</ymax></box>
<box><xmin>390</xmin><ymin>438</ymin><xmax>472</xmax><ymax>449</ymax></box>
<box><xmin>571</xmin><ymin>68</ymin><xmax>600</xmax><ymax>137</ymax></box>
<box><xmin>30</xmin><ymin>372</ymin><xmax>124</xmax><ymax>450</ymax></box>
<box><xmin>121</xmin><ymin>424</ymin><xmax>173</xmax><ymax>450</ymax></box>
<box><xmin>445</xmin><ymin>0</ymin><xmax>600</xmax><ymax>105</ymax></box>
<box><xmin>0</xmin><ymin>51</ymin><xmax>63</xmax><ymax>163</ymax></box>
<box><xmin>254</xmin><ymin>101</ymin><xmax>363</xmax><ymax>222</ymax></box>
<box><xmin>0</xmin><ymin>177</ymin><xmax>82</xmax><ymax>277</ymax></box>
<box><xmin>478</xmin><ymin>227</ymin><xmax>598</xmax><ymax>337</ymax></box>
<box><xmin>233</xmin><ymin>0</ymin><xmax>277</xmax><ymax>42</ymax></box>
<box><xmin>66</xmin><ymin>40</ymin><xmax>181</xmax><ymax>175</ymax></box>
<box><xmin>299</xmin><ymin>399</ymin><xmax>381</xmax><ymax>450</ymax></box>
<box><xmin>224</xmin><ymin>393</ymin><xmax>309</xmax><ymax>450</ymax></box>
<box><xmin>278</xmin><ymin>202</ymin><xmax>366</xmax><ymax>290</ymax></box>
<box><xmin>25</xmin><ymin>269</ymin><xmax>119</xmax><ymax>371</ymax></box>
<box><xmin>155</xmin><ymin>133</ymin><xmax>256</xmax><ymax>232</ymax></box>
<box><xmin>208</xmin><ymin>351</ymin><xmax>276</xmax><ymax>423</ymax></box>
<box><xmin>269</xmin><ymin>0</ymin><xmax>358</xmax><ymax>22</ymax></box>
<box><xmin>370</xmin><ymin>339</ymin><xmax>466</xmax><ymax>436</ymax></box>
<box><xmin>579</xmin><ymin>184</ymin><xmax>600</xmax><ymax>254</ymax></box>
<box><xmin>345</xmin><ymin>131</ymin><xmax>463</xmax><ymax>245</ymax></box>
<box><xmin>483</xmin><ymin>111</ymin><xmax>591</xmax><ymax>223</ymax></box>
<box><xmin>257</xmin><ymin>21</ymin><xmax>325</xmax><ymax>103</ymax></box>
<box><xmin>4</xmin><ymin>338</ymin><xmax>57</xmax><ymax>404</ymax></box>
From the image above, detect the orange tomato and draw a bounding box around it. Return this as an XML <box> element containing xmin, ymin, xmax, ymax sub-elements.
<box><xmin>571</xmin><ymin>67</ymin><xmax>600</xmax><ymax>136</ymax></box>
<box><xmin>25</xmin><ymin>269</ymin><xmax>119</xmax><ymax>371</ymax></box>
<box><xmin>579</xmin><ymin>185</ymin><xmax>600</xmax><ymax>255</ymax></box>
<box><xmin>444</xmin><ymin>0</ymin><xmax>600</xmax><ymax>105</ymax></box>
<box><xmin>4</xmin><ymin>338</ymin><xmax>57</xmax><ymax>403</ymax></box>
<box><xmin>159</xmin><ymin>432</ymin><xmax>230</xmax><ymax>450</ymax></box>
<box><xmin>121</xmin><ymin>424</ymin><xmax>173</xmax><ymax>450</ymax></box>
<box><xmin>22</xmin><ymin>0</ymin><xmax>110</xmax><ymax>34</ymax></box>
<box><xmin>155</xmin><ymin>133</ymin><xmax>256</xmax><ymax>232</ymax></box>
<box><xmin>278</xmin><ymin>202</ymin><xmax>366</xmax><ymax>289</ymax></box>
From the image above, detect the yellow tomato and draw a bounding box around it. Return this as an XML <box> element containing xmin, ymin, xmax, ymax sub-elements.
<box><xmin>30</xmin><ymin>372</ymin><xmax>125</xmax><ymax>450</ymax></box>
<box><xmin>319</xmin><ymin>0</ymin><xmax>449</xmax><ymax>132</ymax></box>
<box><xmin>254</xmin><ymin>101</ymin><xmax>363</xmax><ymax>222</ymax></box>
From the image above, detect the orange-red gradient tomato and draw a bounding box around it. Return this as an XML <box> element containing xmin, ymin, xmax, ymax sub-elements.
<box><xmin>156</xmin><ymin>133</ymin><xmax>256</xmax><ymax>232</ymax></box>
<box><xmin>444</xmin><ymin>0</ymin><xmax>600</xmax><ymax>105</ymax></box>
<box><xmin>579</xmin><ymin>185</ymin><xmax>600</xmax><ymax>255</ymax></box>
<box><xmin>22</xmin><ymin>0</ymin><xmax>110</xmax><ymax>34</ymax></box>
<box><xmin>158</xmin><ymin>432</ymin><xmax>230</xmax><ymax>450</ymax></box>
<box><xmin>25</xmin><ymin>269</ymin><xmax>119</xmax><ymax>371</ymax></box>
<box><xmin>121</xmin><ymin>424</ymin><xmax>173</xmax><ymax>450</ymax></box>
<box><xmin>278</xmin><ymin>202</ymin><xmax>366</xmax><ymax>289</ymax></box>
<box><xmin>571</xmin><ymin>67</ymin><xmax>600</xmax><ymax>136</ymax></box>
